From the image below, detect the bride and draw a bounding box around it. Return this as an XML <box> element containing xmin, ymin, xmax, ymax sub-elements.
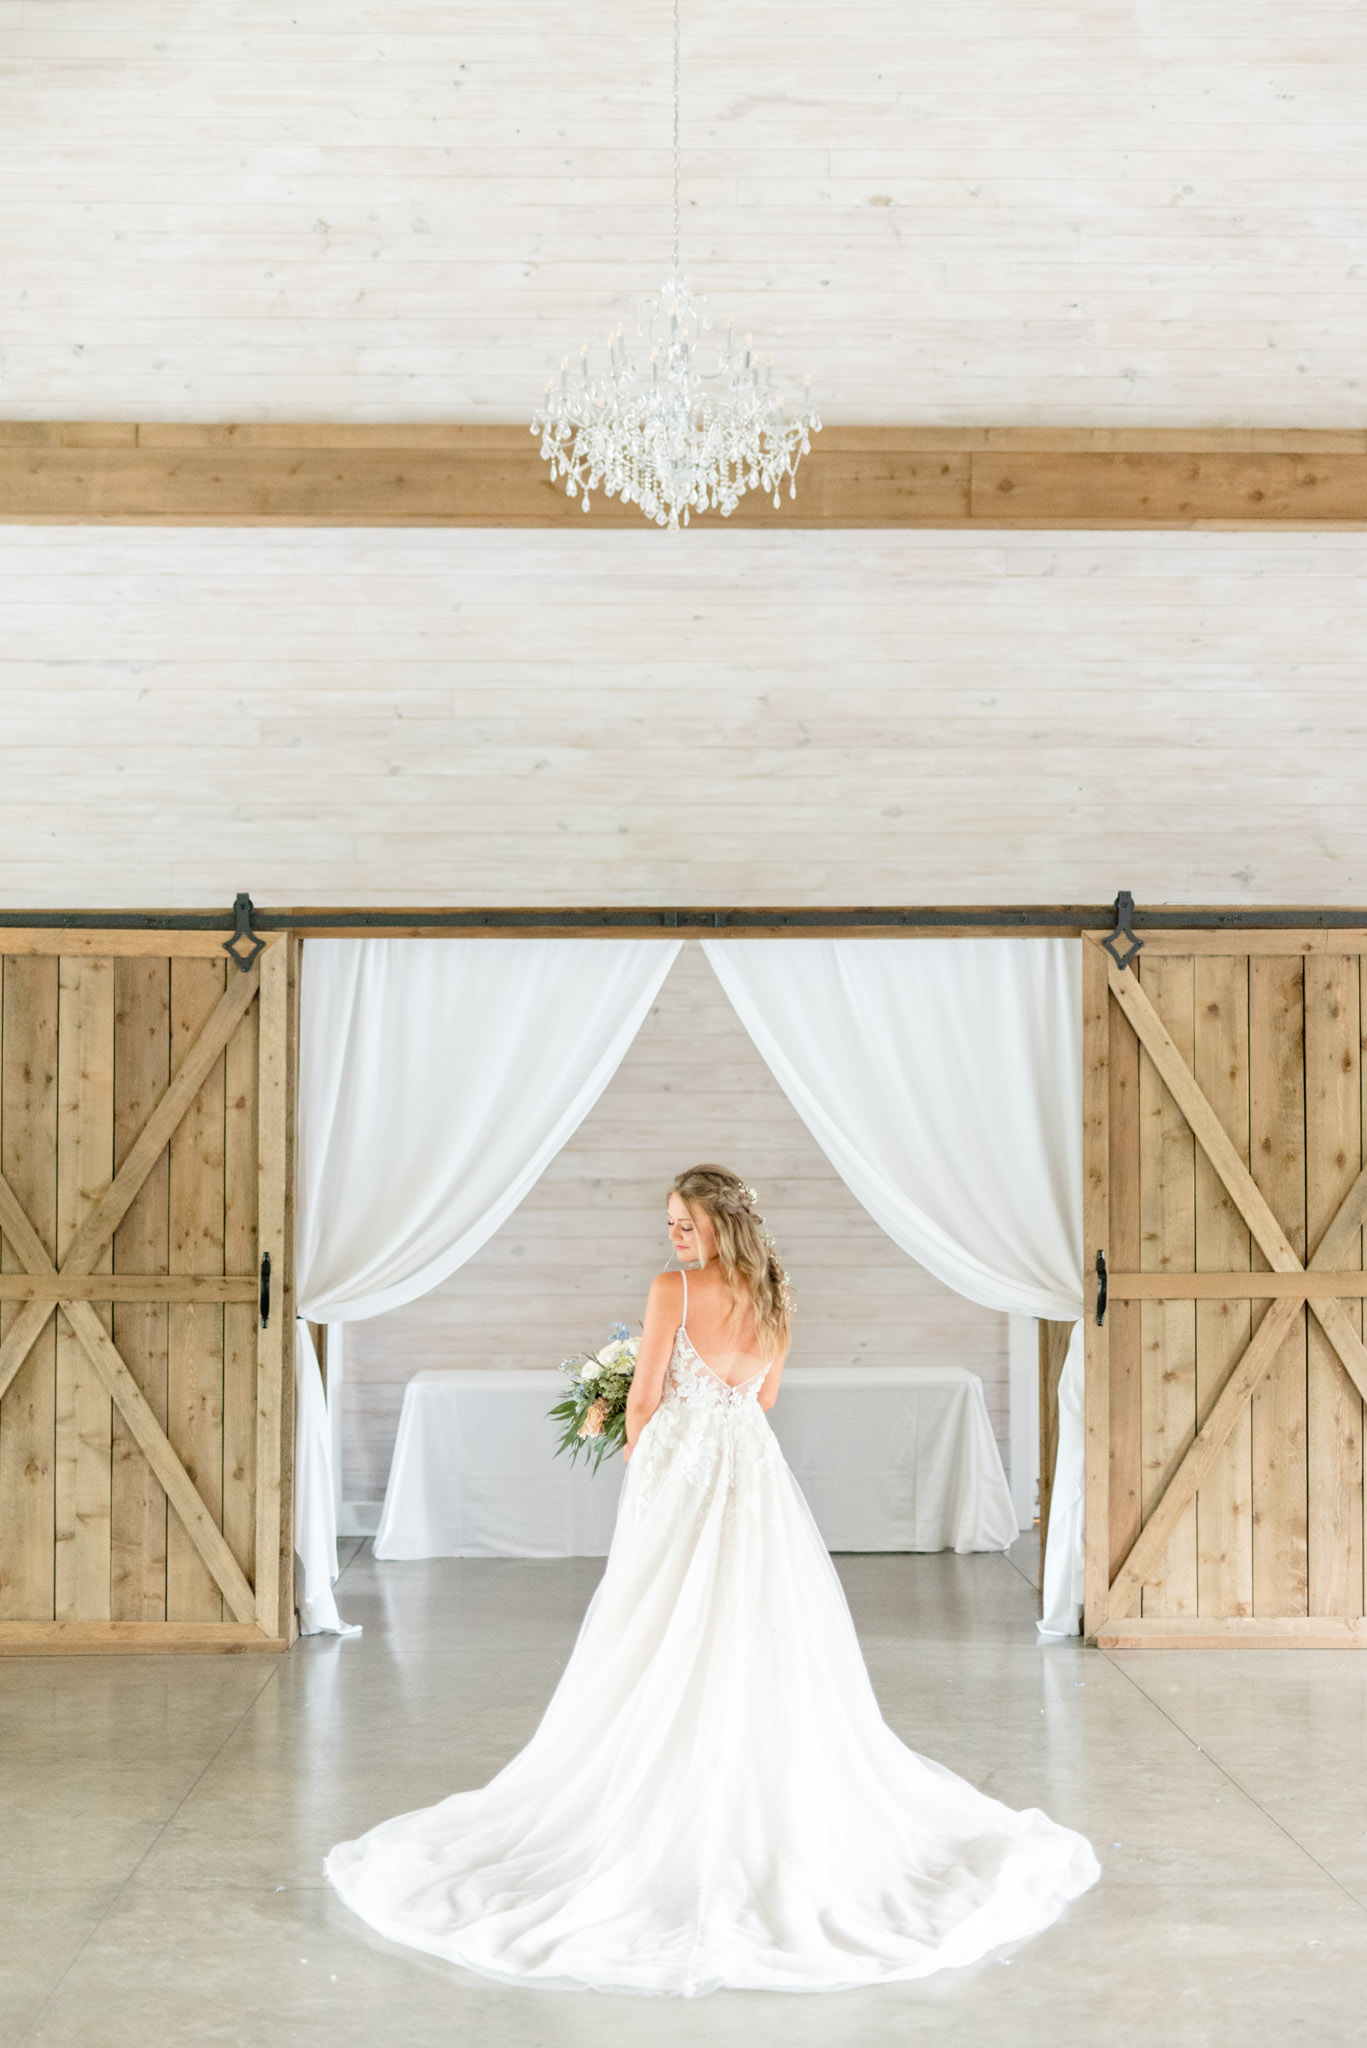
<box><xmin>326</xmin><ymin>1164</ymin><xmax>1100</xmax><ymax>1995</ymax></box>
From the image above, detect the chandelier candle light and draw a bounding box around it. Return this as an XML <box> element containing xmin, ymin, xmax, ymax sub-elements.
<box><xmin>531</xmin><ymin>0</ymin><xmax>820</xmax><ymax>530</ymax></box>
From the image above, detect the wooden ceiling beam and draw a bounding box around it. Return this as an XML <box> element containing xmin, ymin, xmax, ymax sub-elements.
<box><xmin>3</xmin><ymin>423</ymin><xmax>1367</xmax><ymax>527</ymax></box>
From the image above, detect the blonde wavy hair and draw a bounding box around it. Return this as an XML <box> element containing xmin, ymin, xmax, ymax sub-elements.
<box><xmin>670</xmin><ymin>1164</ymin><xmax>792</xmax><ymax>1362</ymax></box>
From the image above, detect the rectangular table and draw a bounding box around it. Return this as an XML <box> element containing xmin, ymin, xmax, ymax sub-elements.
<box><xmin>373</xmin><ymin>1363</ymin><xmax>1018</xmax><ymax>1561</ymax></box>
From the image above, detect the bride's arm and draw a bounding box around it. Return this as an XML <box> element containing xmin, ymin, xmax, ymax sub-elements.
<box><xmin>623</xmin><ymin>1271</ymin><xmax>683</xmax><ymax>1461</ymax></box>
<box><xmin>757</xmin><ymin>1348</ymin><xmax>790</xmax><ymax>1413</ymax></box>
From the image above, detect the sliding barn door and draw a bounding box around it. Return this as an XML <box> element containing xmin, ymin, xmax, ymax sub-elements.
<box><xmin>0</xmin><ymin>931</ymin><xmax>296</xmax><ymax>1652</ymax></box>
<box><xmin>1083</xmin><ymin>931</ymin><xmax>1367</xmax><ymax>1646</ymax></box>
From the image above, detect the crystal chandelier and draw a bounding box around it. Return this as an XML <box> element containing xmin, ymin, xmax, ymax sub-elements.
<box><xmin>531</xmin><ymin>0</ymin><xmax>820</xmax><ymax>531</ymax></box>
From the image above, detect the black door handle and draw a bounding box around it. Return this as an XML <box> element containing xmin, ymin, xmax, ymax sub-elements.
<box><xmin>260</xmin><ymin>1252</ymin><xmax>272</xmax><ymax>1330</ymax></box>
<box><xmin>1095</xmin><ymin>1248</ymin><xmax>1108</xmax><ymax>1327</ymax></box>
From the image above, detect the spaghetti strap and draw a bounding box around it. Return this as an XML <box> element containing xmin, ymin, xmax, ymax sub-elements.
<box><xmin>679</xmin><ymin>1269</ymin><xmax>688</xmax><ymax>1330</ymax></box>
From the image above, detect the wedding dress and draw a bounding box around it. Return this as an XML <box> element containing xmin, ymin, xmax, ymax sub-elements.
<box><xmin>325</xmin><ymin>1277</ymin><xmax>1100</xmax><ymax>1995</ymax></box>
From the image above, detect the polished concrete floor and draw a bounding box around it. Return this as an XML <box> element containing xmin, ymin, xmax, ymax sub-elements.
<box><xmin>5</xmin><ymin>1537</ymin><xmax>1367</xmax><ymax>2047</ymax></box>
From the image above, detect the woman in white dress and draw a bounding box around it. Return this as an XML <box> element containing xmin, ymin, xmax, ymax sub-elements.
<box><xmin>325</xmin><ymin>1164</ymin><xmax>1099</xmax><ymax>1995</ymax></box>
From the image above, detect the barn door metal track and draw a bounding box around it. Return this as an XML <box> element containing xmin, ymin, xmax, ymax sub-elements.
<box><xmin>0</xmin><ymin>891</ymin><xmax>1361</xmax><ymax>945</ymax></box>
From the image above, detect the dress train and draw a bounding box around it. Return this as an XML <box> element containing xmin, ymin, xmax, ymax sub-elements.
<box><xmin>326</xmin><ymin>1281</ymin><xmax>1099</xmax><ymax>1993</ymax></box>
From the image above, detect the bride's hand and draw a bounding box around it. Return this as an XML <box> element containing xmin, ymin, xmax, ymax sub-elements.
<box><xmin>622</xmin><ymin>1442</ymin><xmax>633</xmax><ymax>1465</ymax></box>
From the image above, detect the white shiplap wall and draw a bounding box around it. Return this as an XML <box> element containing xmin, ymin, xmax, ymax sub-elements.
<box><xmin>340</xmin><ymin>943</ymin><xmax>1009</xmax><ymax>1503</ymax></box>
<box><xmin>2</xmin><ymin>2</ymin><xmax>1367</xmax><ymax>424</ymax></box>
<box><xmin>2</xmin><ymin>525</ymin><xmax>1365</xmax><ymax>908</ymax></box>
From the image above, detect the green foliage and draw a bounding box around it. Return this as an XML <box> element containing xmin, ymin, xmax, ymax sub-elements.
<box><xmin>547</xmin><ymin>1327</ymin><xmax>638</xmax><ymax>1474</ymax></box>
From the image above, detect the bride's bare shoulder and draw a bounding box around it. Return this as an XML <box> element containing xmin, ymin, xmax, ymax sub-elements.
<box><xmin>643</xmin><ymin>1269</ymin><xmax>684</xmax><ymax>1322</ymax></box>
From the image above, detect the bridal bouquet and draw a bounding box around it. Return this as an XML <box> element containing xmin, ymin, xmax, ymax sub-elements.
<box><xmin>549</xmin><ymin>1324</ymin><xmax>638</xmax><ymax>1472</ymax></box>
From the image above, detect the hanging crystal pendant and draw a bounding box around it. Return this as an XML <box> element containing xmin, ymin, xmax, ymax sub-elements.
<box><xmin>531</xmin><ymin>3</ymin><xmax>820</xmax><ymax>530</ymax></box>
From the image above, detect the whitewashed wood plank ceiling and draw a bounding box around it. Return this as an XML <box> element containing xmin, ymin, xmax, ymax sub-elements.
<box><xmin>5</xmin><ymin>525</ymin><xmax>1364</xmax><ymax>907</ymax></box>
<box><xmin>2</xmin><ymin>1</ymin><xmax>1366</xmax><ymax>424</ymax></box>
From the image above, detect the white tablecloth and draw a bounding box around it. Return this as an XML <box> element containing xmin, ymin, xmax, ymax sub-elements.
<box><xmin>373</xmin><ymin>1364</ymin><xmax>1017</xmax><ymax>1560</ymax></box>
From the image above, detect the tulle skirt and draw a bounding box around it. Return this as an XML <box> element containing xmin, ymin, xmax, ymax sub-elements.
<box><xmin>325</xmin><ymin>1397</ymin><xmax>1099</xmax><ymax>1994</ymax></box>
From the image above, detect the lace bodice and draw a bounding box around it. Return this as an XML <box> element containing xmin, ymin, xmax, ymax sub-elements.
<box><xmin>668</xmin><ymin>1326</ymin><xmax>769</xmax><ymax>1410</ymax></box>
<box><xmin>625</xmin><ymin>1276</ymin><xmax>779</xmax><ymax>1515</ymax></box>
<box><xmin>662</xmin><ymin>1269</ymin><xmax>770</xmax><ymax>1411</ymax></box>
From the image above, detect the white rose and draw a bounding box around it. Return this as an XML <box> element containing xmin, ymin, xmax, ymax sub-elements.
<box><xmin>580</xmin><ymin>1363</ymin><xmax>599</xmax><ymax>1383</ymax></box>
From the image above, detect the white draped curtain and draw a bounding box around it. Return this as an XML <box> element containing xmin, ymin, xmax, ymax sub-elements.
<box><xmin>292</xmin><ymin>937</ymin><xmax>682</xmax><ymax>1631</ymax></box>
<box><xmin>701</xmin><ymin>939</ymin><xmax>1087</xmax><ymax>1636</ymax></box>
<box><xmin>292</xmin><ymin>932</ymin><xmax>1088</xmax><ymax>1639</ymax></box>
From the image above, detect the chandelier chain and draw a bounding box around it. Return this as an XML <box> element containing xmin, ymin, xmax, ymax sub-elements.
<box><xmin>672</xmin><ymin>0</ymin><xmax>681</xmax><ymax>277</ymax></box>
